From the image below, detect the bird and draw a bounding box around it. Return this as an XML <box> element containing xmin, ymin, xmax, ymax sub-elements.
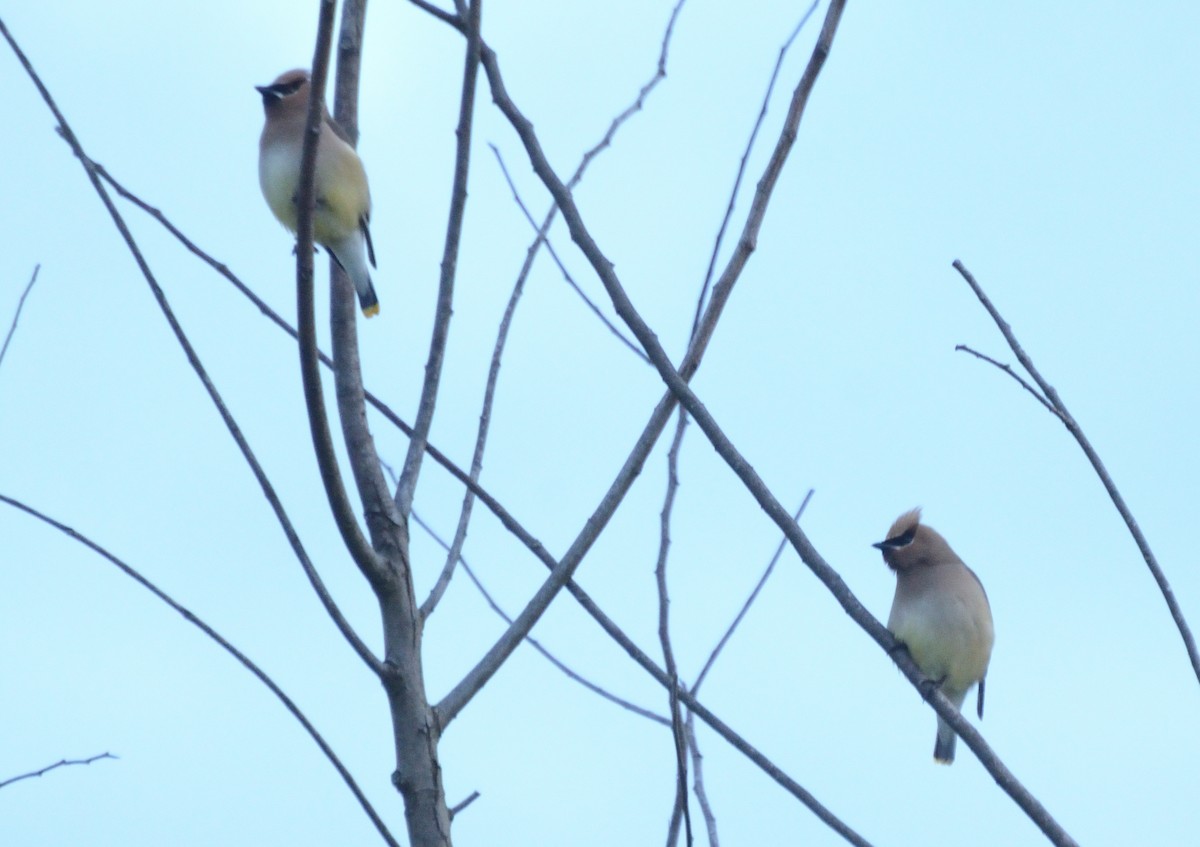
<box><xmin>874</xmin><ymin>508</ymin><xmax>994</xmax><ymax>764</ymax></box>
<box><xmin>256</xmin><ymin>68</ymin><xmax>379</xmax><ymax>317</ymax></box>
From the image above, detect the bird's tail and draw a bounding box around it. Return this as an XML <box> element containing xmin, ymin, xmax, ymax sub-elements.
<box><xmin>326</xmin><ymin>236</ymin><xmax>380</xmax><ymax>318</ymax></box>
<box><xmin>933</xmin><ymin>716</ymin><xmax>957</xmax><ymax>764</ymax></box>
<box><xmin>356</xmin><ymin>277</ymin><xmax>380</xmax><ymax>317</ymax></box>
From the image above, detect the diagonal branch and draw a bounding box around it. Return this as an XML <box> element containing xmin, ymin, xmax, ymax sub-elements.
<box><xmin>420</xmin><ymin>0</ymin><xmax>682</xmax><ymax>616</ymax></box>
<box><xmin>431</xmin><ymin>12</ymin><xmax>876</xmax><ymax>844</ymax></box>
<box><xmin>294</xmin><ymin>0</ymin><xmax>394</xmax><ymax>593</ymax></box>
<box><xmin>954</xmin><ymin>343</ymin><xmax>1063</xmax><ymax>419</ymax></box>
<box><xmin>0</xmin><ymin>753</ymin><xmax>117</xmax><ymax>790</ymax></box>
<box><xmin>411</xmin><ymin>507</ymin><xmax>669</xmax><ymax>725</ymax></box>
<box><xmin>0</xmin><ymin>264</ymin><xmax>39</xmax><ymax>371</ymax></box>
<box><xmin>326</xmin><ymin>0</ymin><xmax>418</xmax><ymax>595</ymax></box>
<box><xmin>488</xmin><ymin>144</ymin><xmax>649</xmax><ymax>362</ymax></box>
<box><xmin>657</xmin><ymin>411</ymin><xmax>692</xmax><ymax>846</ymax></box>
<box><xmin>953</xmin><ymin>258</ymin><xmax>1200</xmax><ymax>686</ymax></box>
<box><xmin>692</xmin><ymin>1</ymin><xmax>817</xmax><ymax>331</ymax></box>
<box><xmin>438</xmin><ymin>0</ymin><xmax>838</xmax><ymax>734</ymax></box>
<box><xmin>493</xmin><ymin>2</ymin><xmax>1078</xmax><ymax>843</ymax></box>
<box><xmin>0</xmin><ymin>493</ymin><xmax>400</xmax><ymax>847</ymax></box>
<box><xmin>686</xmin><ymin>713</ymin><xmax>719</xmax><ymax>847</ymax></box>
<box><xmin>693</xmin><ymin>491</ymin><xmax>813</xmax><ymax>695</ymax></box>
<box><xmin>394</xmin><ymin>0</ymin><xmax>483</xmax><ymax>518</ymax></box>
<box><xmin>0</xmin><ymin>16</ymin><xmax>382</xmax><ymax>676</ymax></box>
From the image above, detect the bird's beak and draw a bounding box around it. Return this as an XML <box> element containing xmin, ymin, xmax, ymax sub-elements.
<box><xmin>255</xmin><ymin>84</ymin><xmax>272</xmax><ymax>95</ymax></box>
<box><xmin>871</xmin><ymin>541</ymin><xmax>886</xmax><ymax>550</ymax></box>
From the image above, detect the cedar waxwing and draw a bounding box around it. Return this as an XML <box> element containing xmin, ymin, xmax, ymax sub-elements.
<box><xmin>875</xmin><ymin>508</ymin><xmax>994</xmax><ymax>764</ymax></box>
<box><xmin>256</xmin><ymin>69</ymin><xmax>380</xmax><ymax>317</ymax></box>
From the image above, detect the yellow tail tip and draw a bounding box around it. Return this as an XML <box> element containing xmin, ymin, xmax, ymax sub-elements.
<box><xmin>362</xmin><ymin>303</ymin><xmax>380</xmax><ymax>318</ymax></box>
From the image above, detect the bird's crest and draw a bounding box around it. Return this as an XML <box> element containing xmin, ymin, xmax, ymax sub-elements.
<box><xmin>885</xmin><ymin>507</ymin><xmax>922</xmax><ymax>543</ymax></box>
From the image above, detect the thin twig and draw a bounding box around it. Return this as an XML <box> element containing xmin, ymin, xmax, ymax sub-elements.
<box><xmin>416</xmin><ymin>145</ymin><xmax>528</xmax><ymax>618</ymax></box>
<box><xmin>0</xmin><ymin>493</ymin><xmax>400</xmax><ymax>847</ymax></box>
<box><xmin>394</xmin><ymin>0</ymin><xmax>483</xmax><ymax>518</ymax></box>
<box><xmin>0</xmin><ymin>17</ymin><xmax>382</xmax><ymax>676</ymax></box>
<box><xmin>686</xmin><ymin>712</ymin><xmax>719</xmax><ymax>847</ymax></box>
<box><xmin>693</xmin><ymin>491</ymin><xmax>813</xmax><ymax>694</ymax></box>
<box><xmin>657</xmin><ymin>411</ymin><xmax>692</xmax><ymax>847</ymax></box>
<box><xmin>411</xmin><ymin>508</ymin><xmax>669</xmax><ymax>725</ymax></box>
<box><xmin>954</xmin><ymin>344</ymin><xmax>1062</xmax><ymax>419</ymax></box>
<box><xmin>480</xmin><ymin>0</ymin><xmax>686</xmax><ymax>361</ymax></box>
<box><xmin>448</xmin><ymin>790</ymin><xmax>481</xmax><ymax>819</ymax></box>
<box><xmin>0</xmin><ymin>264</ymin><xmax>39</xmax><ymax>370</ymax></box>
<box><xmin>488</xmin><ymin>144</ymin><xmax>649</xmax><ymax>362</ymax></box>
<box><xmin>575</xmin><ymin>0</ymin><xmax>686</xmax><ymax>182</ymax></box>
<box><xmin>0</xmin><ymin>753</ymin><xmax>116</xmax><ymax>790</ymax></box>
<box><xmin>424</xmin><ymin>1</ymin><xmax>685</xmax><ymax>612</ymax></box>
<box><xmin>953</xmin><ymin>258</ymin><xmax>1200</xmax><ymax>686</ymax></box>
<box><xmin>691</xmin><ymin>1</ymin><xmax>817</xmax><ymax>334</ymax></box>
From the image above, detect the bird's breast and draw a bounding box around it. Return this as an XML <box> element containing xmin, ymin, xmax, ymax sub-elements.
<box><xmin>259</xmin><ymin>141</ymin><xmax>302</xmax><ymax>232</ymax></box>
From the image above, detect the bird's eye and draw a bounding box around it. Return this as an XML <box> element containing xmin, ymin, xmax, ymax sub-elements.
<box><xmin>888</xmin><ymin>526</ymin><xmax>917</xmax><ymax>547</ymax></box>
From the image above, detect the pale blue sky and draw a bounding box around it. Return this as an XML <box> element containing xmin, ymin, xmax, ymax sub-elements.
<box><xmin>2</xmin><ymin>2</ymin><xmax>1198</xmax><ymax>845</ymax></box>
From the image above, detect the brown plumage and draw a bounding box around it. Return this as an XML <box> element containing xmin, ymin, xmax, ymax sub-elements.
<box><xmin>875</xmin><ymin>508</ymin><xmax>994</xmax><ymax>764</ymax></box>
<box><xmin>256</xmin><ymin>69</ymin><xmax>379</xmax><ymax>317</ymax></box>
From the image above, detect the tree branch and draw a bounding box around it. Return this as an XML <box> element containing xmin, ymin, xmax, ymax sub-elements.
<box><xmin>0</xmin><ymin>493</ymin><xmax>400</xmax><ymax>847</ymax></box>
<box><xmin>488</xmin><ymin>1</ymin><xmax>1078</xmax><ymax>842</ymax></box>
<box><xmin>294</xmin><ymin>1</ymin><xmax>395</xmax><ymax>594</ymax></box>
<box><xmin>686</xmin><ymin>713</ymin><xmax>719</xmax><ymax>847</ymax></box>
<box><xmin>394</xmin><ymin>0</ymin><xmax>483</xmax><ymax>518</ymax></box>
<box><xmin>0</xmin><ymin>264</ymin><xmax>39</xmax><ymax>371</ymax></box>
<box><xmin>657</xmin><ymin>411</ymin><xmax>692</xmax><ymax>846</ymax></box>
<box><xmin>953</xmin><ymin>258</ymin><xmax>1200</xmax><ymax>687</ymax></box>
<box><xmin>0</xmin><ymin>17</ymin><xmax>382</xmax><ymax>676</ymax></box>
<box><xmin>421</xmin><ymin>0</ymin><xmax>683</xmax><ymax>615</ymax></box>
<box><xmin>691</xmin><ymin>1</ymin><xmax>817</xmax><ymax>332</ymax></box>
<box><xmin>954</xmin><ymin>343</ymin><xmax>1063</xmax><ymax>419</ymax></box>
<box><xmin>0</xmin><ymin>753</ymin><xmax>116</xmax><ymax>790</ymax></box>
<box><xmin>487</xmin><ymin>144</ymin><xmax>649</xmax><ymax>362</ymax></box>
<box><xmin>693</xmin><ymin>491</ymin><xmax>813</xmax><ymax>694</ymax></box>
<box><xmin>328</xmin><ymin>0</ymin><xmax>411</xmax><ymax>576</ymax></box>
<box><xmin>411</xmin><ymin>507</ymin><xmax>668</xmax><ymax>725</ymax></box>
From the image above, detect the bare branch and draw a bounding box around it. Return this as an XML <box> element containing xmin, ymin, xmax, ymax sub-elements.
<box><xmin>954</xmin><ymin>343</ymin><xmax>1062</xmax><ymax>419</ymax></box>
<box><xmin>327</xmin><ymin>1</ymin><xmax>411</xmax><ymax>583</ymax></box>
<box><xmin>488</xmin><ymin>144</ymin><xmax>649</xmax><ymax>362</ymax></box>
<box><xmin>394</xmin><ymin>0</ymin><xmax>483</xmax><ymax>518</ymax></box>
<box><xmin>438</xmin><ymin>17</ymin><xmax>874</xmax><ymax>845</ymax></box>
<box><xmin>0</xmin><ymin>753</ymin><xmax>117</xmax><ymax>790</ymax></box>
<box><xmin>657</xmin><ymin>411</ymin><xmax>692</xmax><ymax>846</ymax></box>
<box><xmin>426</xmin><ymin>2</ymin><xmax>686</xmax><ymax>614</ymax></box>
<box><xmin>448</xmin><ymin>790</ymin><xmax>481</xmax><ymax>819</ymax></box>
<box><xmin>693</xmin><ymin>491</ymin><xmax>813</xmax><ymax>694</ymax></box>
<box><xmin>577</xmin><ymin>0</ymin><xmax>686</xmax><ymax>180</ymax></box>
<box><xmin>0</xmin><ymin>18</ymin><xmax>382</xmax><ymax>676</ymax></box>
<box><xmin>488</xmin><ymin>2</ymin><xmax>1077</xmax><ymax>841</ymax></box>
<box><xmin>687</xmin><ymin>713</ymin><xmax>719</xmax><ymax>847</ymax></box>
<box><xmin>408</xmin><ymin>0</ymin><xmax>460</xmax><ymax>28</ymax></box>
<box><xmin>484</xmin><ymin>1</ymin><xmax>686</xmax><ymax>362</ymax></box>
<box><xmin>411</xmin><ymin>507</ymin><xmax>669</xmax><ymax>724</ymax></box>
<box><xmin>0</xmin><ymin>264</ymin><xmax>39</xmax><ymax>371</ymax></box>
<box><xmin>443</xmin><ymin>0</ymin><xmax>845</xmax><ymax>709</ymax></box>
<box><xmin>692</xmin><ymin>1</ymin><xmax>817</xmax><ymax>333</ymax></box>
<box><xmin>953</xmin><ymin>258</ymin><xmax>1200</xmax><ymax>687</ymax></box>
<box><xmin>0</xmin><ymin>493</ymin><xmax>400</xmax><ymax>847</ymax></box>
<box><xmin>293</xmin><ymin>1</ymin><xmax>394</xmax><ymax>594</ymax></box>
